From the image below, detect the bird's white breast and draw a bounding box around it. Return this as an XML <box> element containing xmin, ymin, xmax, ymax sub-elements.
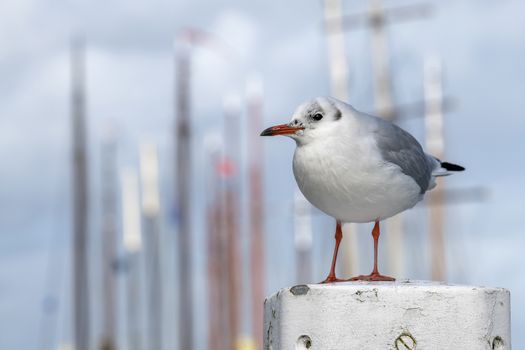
<box><xmin>292</xmin><ymin>129</ymin><xmax>422</xmax><ymax>223</ymax></box>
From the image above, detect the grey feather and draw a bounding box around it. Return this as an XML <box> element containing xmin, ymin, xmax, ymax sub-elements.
<box><xmin>368</xmin><ymin>115</ymin><xmax>436</xmax><ymax>193</ymax></box>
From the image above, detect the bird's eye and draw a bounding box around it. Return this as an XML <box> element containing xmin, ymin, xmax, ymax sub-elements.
<box><xmin>312</xmin><ymin>113</ymin><xmax>323</xmax><ymax>121</ymax></box>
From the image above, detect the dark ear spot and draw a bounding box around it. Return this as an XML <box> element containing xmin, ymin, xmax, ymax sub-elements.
<box><xmin>333</xmin><ymin>107</ymin><xmax>342</xmax><ymax>121</ymax></box>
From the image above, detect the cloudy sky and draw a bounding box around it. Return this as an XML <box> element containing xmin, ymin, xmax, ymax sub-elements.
<box><xmin>1</xmin><ymin>0</ymin><xmax>524</xmax><ymax>349</ymax></box>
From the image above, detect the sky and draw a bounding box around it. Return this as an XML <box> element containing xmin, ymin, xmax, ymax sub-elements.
<box><xmin>1</xmin><ymin>0</ymin><xmax>525</xmax><ymax>349</ymax></box>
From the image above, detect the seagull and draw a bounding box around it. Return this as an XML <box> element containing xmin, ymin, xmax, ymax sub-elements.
<box><xmin>261</xmin><ymin>97</ymin><xmax>464</xmax><ymax>282</ymax></box>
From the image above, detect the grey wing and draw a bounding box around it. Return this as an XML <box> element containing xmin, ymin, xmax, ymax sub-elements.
<box><xmin>371</xmin><ymin>117</ymin><xmax>436</xmax><ymax>193</ymax></box>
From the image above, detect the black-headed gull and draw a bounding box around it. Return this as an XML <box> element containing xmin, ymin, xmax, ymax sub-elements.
<box><xmin>261</xmin><ymin>97</ymin><xmax>464</xmax><ymax>282</ymax></box>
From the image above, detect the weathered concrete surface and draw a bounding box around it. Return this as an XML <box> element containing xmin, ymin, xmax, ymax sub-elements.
<box><xmin>264</xmin><ymin>281</ymin><xmax>510</xmax><ymax>350</ymax></box>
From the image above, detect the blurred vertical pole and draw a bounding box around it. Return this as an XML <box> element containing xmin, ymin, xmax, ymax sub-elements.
<box><xmin>122</xmin><ymin>169</ymin><xmax>143</xmax><ymax>350</ymax></box>
<box><xmin>139</xmin><ymin>143</ymin><xmax>163</xmax><ymax>350</ymax></box>
<box><xmin>70</xmin><ymin>38</ymin><xmax>90</xmax><ymax>350</ymax></box>
<box><xmin>367</xmin><ymin>0</ymin><xmax>404</xmax><ymax>277</ymax></box>
<box><xmin>294</xmin><ymin>190</ymin><xmax>313</xmax><ymax>284</ymax></box>
<box><xmin>246</xmin><ymin>77</ymin><xmax>265</xmax><ymax>349</ymax></box>
<box><xmin>322</xmin><ymin>0</ymin><xmax>359</xmax><ymax>278</ymax></box>
<box><xmin>100</xmin><ymin>131</ymin><xmax>117</xmax><ymax>350</ymax></box>
<box><xmin>369</xmin><ymin>0</ymin><xmax>394</xmax><ymax>121</ymax></box>
<box><xmin>205</xmin><ymin>142</ymin><xmax>226</xmax><ymax>350</ymax></box>
<box><xmin>424</xmin><ymin>58</ymin><xmax>446</xmax><ymax>281</ymax></box>
<box><xmin>223</xmin><ymin>96</ymin><xmax>241</xmax><ymax>348</ymax></box>
<box><xmin>323</xmin><ymin>0</ymin><xmax>349</xmax><ymax>99</ymax></box>
<box><xmin>217</xmin><ymin>169</ymin><xmax>231</xmax><ymax>350</ymax></box>
<box><xmin>215</xmin><ymin>152</ymin><xmax>233</xmax><ymax>350</ymax></box>
<box><xmin>174</xmin><ymin>33</ymin><xmax>194</xmax><ymax>350</ymax></box>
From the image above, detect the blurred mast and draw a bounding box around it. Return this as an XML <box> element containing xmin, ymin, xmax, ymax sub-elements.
<box><xmin>246</xmin><ymin>77</ymin><xmax>265</xmax><ymax>350</ymax></box>
<box><xmin>424</xmin><ymin>59</ymin><xmax>446</xmax><ymax>280</ymax></box>
<box><xmin>70</xmin><ymin>38</ymin><xmax>90</xmax><ymax>350</ymax></box>
<box><xmin>174</xmin><ymin>29</ymin><xmax>233</xmax><ymax>350</ymax></box>
<box><xmin>422</xmin><ymin>61</ymin><xmax>487</xmax><ymax>278</ymax></box>
<box><xmin>369</xmin><ymin>0</ymin><xmax>394</xmax><ymax>121</ymax></box>
<box><xmin>368</xmin><ymin>0</ymin><xmax>432</xmax><ymax>277</ymax></box>
<box><xmin>294</xmin><ymin>190</ymin><xmax>313</xmax><ymax>284</ymax></box>
<box><xmin>322</xmin><ymin>0</ymin><xmax>359</xmax><ymax>278</ymax></box>
<box><xmin>203</xmin><ymin>133</ymin><xmax>232</xmax><ymax>350</ymax></box>
<box><xmin>366</xmin><ymin>0</ymin><xmax>404</xmax><ymax>277</ymax></box>
<box><xmin>217</xmin><ymin>160</ymin><xmax>232</xmax><ymax>350</ymax></box>
<box><xmin>323</xmin><ymin>0</ymin><xmax>349</xmax><ymax>99</ymax></box>
<box><xmin>223</xmin><ymin>96</ymin><xmax>242</xmax><ymax>348</ymax></box>
<box><xmin>139</xmin><ymin>143</ymin><xmax>163</xmax><ymax>350</ymax></box>
<box><xmin>205</xmin><ymin>138</ymin><xmax>227</xmax><ymax>350</ymax></box>
<box><xmin>328</xmin><ymin>0</ymin><xmax>431</xmax><ymax>277</ymax></box>
<box><xmin>121</xmin><ymin>169</ymin><xmax>143</xmax><ymax>350</ymax></box>
<box><xmin>100</xmin><ymin>131</ymin><xmax>117</xmax><ymax>350</ymax></box>
<box><xmin>174</xmin><ymin>31</ymin><xmax>193</xmax><ymax>350</ymax></box>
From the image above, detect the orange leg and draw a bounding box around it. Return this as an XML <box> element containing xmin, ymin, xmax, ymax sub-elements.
<box><xmin>349</xmin><ymin>220</ymin><xmax>395</xmax><ymax>282</ymax></box>
<box><xmin>320</xmin><ymin>221</ymin><xmax>345</xmax><ymax>283</ymax></box>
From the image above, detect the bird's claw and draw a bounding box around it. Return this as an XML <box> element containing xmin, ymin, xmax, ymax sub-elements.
<box><xmin>348</xmin><ymin>273</ymin><xmax>395</xmax><ymax>282</ymax></box>
<box><xmin>319</xmin><ymin>276</ymin><xmax>345</xmax><ymax>284</ymax></box>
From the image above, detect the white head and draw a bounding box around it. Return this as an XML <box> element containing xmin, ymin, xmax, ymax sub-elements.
<box><xmin>261</xmin><ymin>97</ymin><xmax>346</xmax><ymax>145</ymax></box>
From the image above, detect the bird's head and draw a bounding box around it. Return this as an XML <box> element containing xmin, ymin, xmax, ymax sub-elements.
<box><xmin>260</xmin><ymin>97</ymin><xmax>344</xmax><ymax>145</ymax></box>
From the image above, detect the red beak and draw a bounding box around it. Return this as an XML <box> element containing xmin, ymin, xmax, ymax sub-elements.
<box><xmin>260</xmin><ymin>123</ymin><xmax>304</xmax><ymax>136</ymax></box>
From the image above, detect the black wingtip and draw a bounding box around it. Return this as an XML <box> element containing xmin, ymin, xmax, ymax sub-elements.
<box><xmin>441</xmin><ymin>161</ymin><xmax>465</xmax><ymax>172</ymax></box>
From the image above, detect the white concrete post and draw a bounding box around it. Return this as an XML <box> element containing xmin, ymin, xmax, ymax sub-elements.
<box><xmin>264</xmin><ymin>281</ymin><xmax>510</xmax><ymax>349</ymax></box>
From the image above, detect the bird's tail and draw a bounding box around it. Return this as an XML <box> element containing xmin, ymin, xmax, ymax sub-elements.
<box><xmin>432</xmin><ymin>159</ymin><xmax>465</xmax><ymax>177</ymax></box>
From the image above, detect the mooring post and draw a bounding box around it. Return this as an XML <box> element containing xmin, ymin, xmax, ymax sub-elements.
<box><xmin>264</xmin><ymin>281</ymin><xmax>510</xmax><ymax>349</ymax></box>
